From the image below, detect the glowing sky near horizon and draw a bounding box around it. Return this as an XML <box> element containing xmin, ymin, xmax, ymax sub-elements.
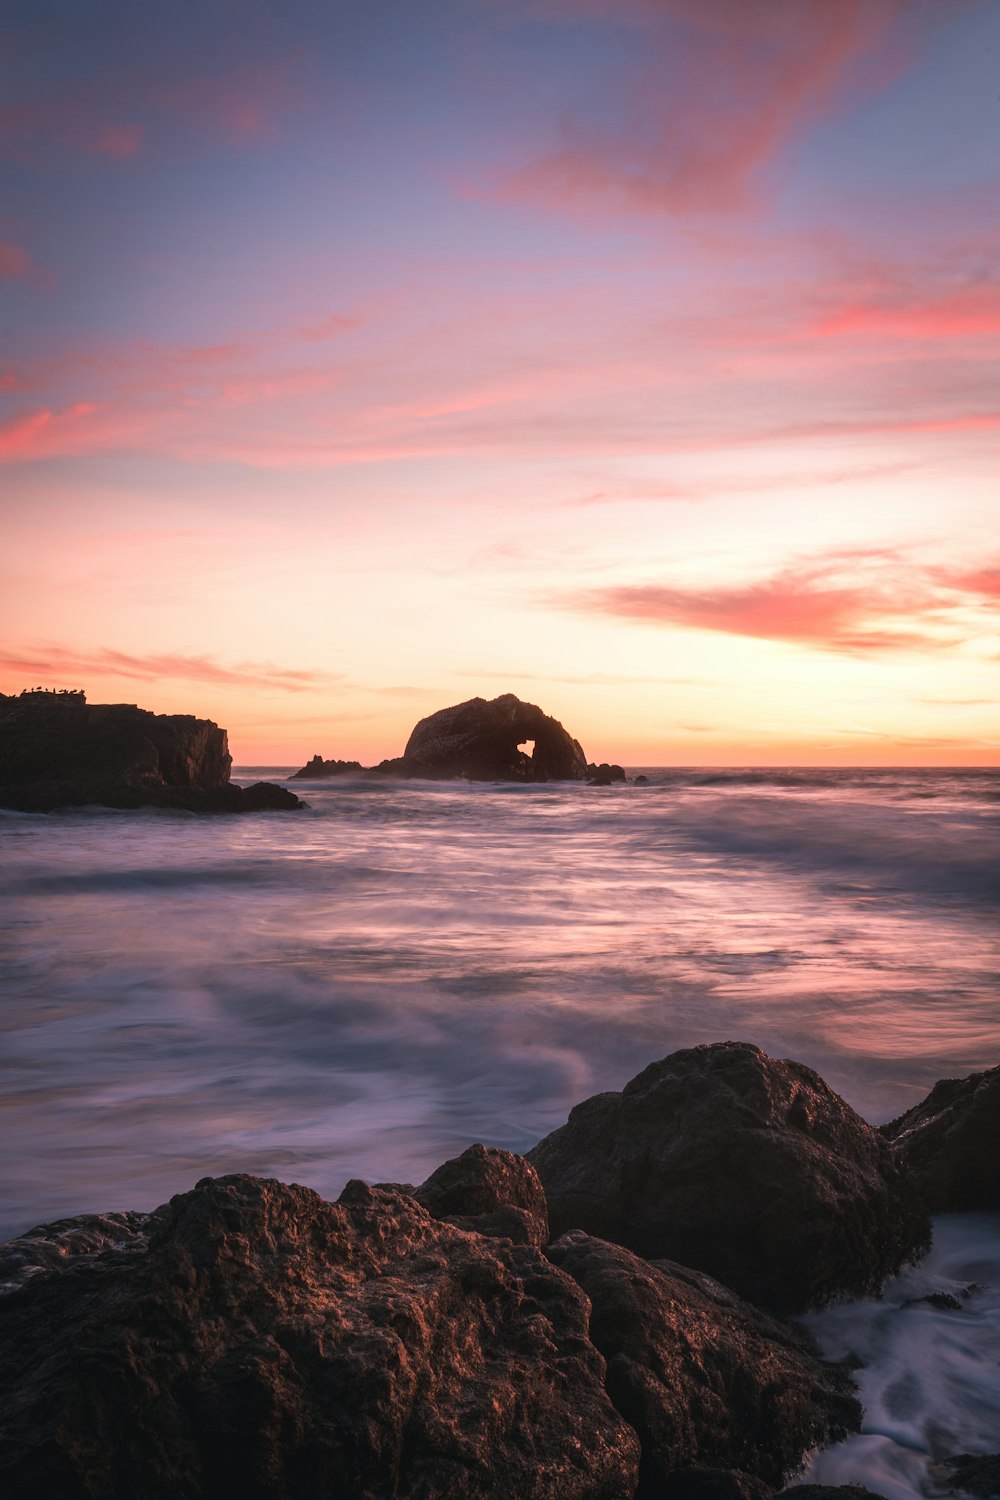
<box><xmin>1</xmin><ymin>0</ymin><xmax>998</xmax><ymax>765</ymax></box>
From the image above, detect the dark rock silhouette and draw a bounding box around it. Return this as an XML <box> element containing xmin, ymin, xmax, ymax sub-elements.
<box><xmin>398</xmin><ymin>693</ymin><xmax>588</xmax><ymax>781</ymax></box>
<box><xmin>882</xmin><ymin>1063</ymin><xmax>1000</xmax><ymax>1210</ymax></box>
<box><xmin>547</xmin><ymin>1232</ymin><xmax>860</xmax><ymax>1497</ymax></box>
<box><xmin>528</xmin><ymin>1042</ymin><xmax>930</xmax><ymax>1315</ymax></box>
<box><xmin>943</xmin><ymin>1453</ymin><xmax>1000</xmax><ymax>1497</ymax></box>
<box><xmin>0</xmin><ymin>691</ymin><xmax>301</xmax><ymax>813</ymax></box>
<box><xmin>0</xmin><ymin>1174</ymin><xmax>639</xmax><ymax>1500</ymax></box>
<box><xmin>586</xmin><ymin>762</ymin><xmax>627</xmax><ymax>786</ymax></box>
<box><xmin>779</xmin><ymin>1489</ymin><xmax>889</xmax><ymax>1500</ymax></box>
<box><xmin>291</xmin><ymin>754</ymin><xmax>364</xmax><ymax>779</ymax></box>
<box><xmin>413</xmin><ymin>1143</ymin><xmax>549</xmax><ymax>1248</ymax></box>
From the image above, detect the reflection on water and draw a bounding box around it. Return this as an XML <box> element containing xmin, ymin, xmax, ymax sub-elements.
<box><xmin>1</xmin><ymin>767</ymin><xmax>997</xmax><ymax>1235</ymax></box>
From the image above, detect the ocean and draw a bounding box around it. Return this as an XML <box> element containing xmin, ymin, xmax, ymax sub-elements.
<box><xmin>2</xmin><ymin>765</ymin><xmax>998</xmax><ymax>1494</ymax></box>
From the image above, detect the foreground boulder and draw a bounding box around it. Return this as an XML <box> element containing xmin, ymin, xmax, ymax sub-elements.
<box><xmin>882</xmin><ymin>1064</ymin><xmax>1000</xmax><ymax>1210</ymax></box>
<box><xmin>528</xmin><ymin>1042</ymin><xmax>930</xmax><ymax>1315</ymax></box>
<box><xmin>393</xmin><ymin>693</ymin><xmax>589</xmax><ymax>781</ymax></box>
<box><xmin>413</xmin><ymin>1144</ymin><xmax>549</xmax><ymax>1248</ymax></box>
<box><xmin>548</xmin><ymin>1233</ymin><xmax>859</xmax><ymax>1498</ymax></box>
<box><xmin>0</xmin><ymin>1174</ymin><xmax>639</xmax><ymax>1500</ymax></box>
<box><xmin>0</xmin><ymin>691</ymin><xmax>301</xmax><ymax>813</ymax></box>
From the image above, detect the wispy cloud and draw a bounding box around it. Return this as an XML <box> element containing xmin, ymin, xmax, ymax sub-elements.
<box><xmin>0</xmin><ymin>646</ymin><xmax>344</xmax><ymax>693</ymax></box>
<box><xmin>555</xmin><ymin>550</ymin><xmax>989</xmax><ymax>655</ymax></box>
<box><xmin>494</xmin><ymin>0</ymin><xmax>906</xmax><ymax>217</ymax></box>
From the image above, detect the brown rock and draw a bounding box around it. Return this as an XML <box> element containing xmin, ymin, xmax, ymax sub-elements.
<box><xmin>547</xmin><ymin>1232</ymin><xmax>860</xmax><ymax>1498</ymax></box>
<box><xmin>413</xmin><ymin>1144</ymin><xmax>549</xmax><ymax>1248</ymax></box>
<box><xmin>528</xmin><ymin>1042</ymin><xmax>930</xmax><ymax>1315</ymax></box>
<box><xmin>0</xmin><ymin>691</ymin><xmax>302</xmax><ymax>813</ymax></box>
<box><xmin>0</xmin><ymin>1173</ymin><xmax>639</xmax><ymax>1499</ymax></box>
<box><xmin>882</xmin><ymin>1064</ymin><xmax>1000</xmax><ymax>1210</ymax></box>
<box><xmin>399</xmin><ymin>693</ymin><xmax>589</xmax><ymax>781</ymax></box>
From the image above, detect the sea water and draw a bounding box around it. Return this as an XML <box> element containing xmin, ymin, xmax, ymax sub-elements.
<box><xmin>2</xmin><ymin>766</ymin><xmax>998</xmax><ymax>1493</ymax></box>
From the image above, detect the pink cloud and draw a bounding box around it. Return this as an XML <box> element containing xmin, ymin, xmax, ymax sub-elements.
<box><xmin>92</xmin><ymin>122</ymin><xmax>144</xmax><ymax>159</ymax></box>
<box><xmin>0</xmin><ymin>645</ymin><xmax>343</xmax><ymax>693</ymax></box>
<box><xmin>497</xmin><ymin>0</ymin><xmax>906</xmax><ymax>216</ymax></box>
<box><xmin>0</xmin><ymin>240</ymin><xmax>30</xmax><ymax>278</ymax></box>
<box><xmin>559</xmin><ymin>553</ymin><xmax>972</xmax><ymax>654</ymax></box>
<box><xmin>297</xmin><ymin>314</ymin><xmax>364</xmax><ymax>342</ymax></box>
<box><xmin>0</xmin><ymin>59</ymin><xmax>297</xmax><ymax>162</ymax></box>
<box><xmin>815</xmin><ymin>280</ymin><xmax>1000</xmax><ymax>341</ymax></box>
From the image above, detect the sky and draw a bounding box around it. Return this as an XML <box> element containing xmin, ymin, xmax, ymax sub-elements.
<box><xmin>1</xmin><ymin>0</ymin><xmax>998</xmax><ymax>766</ymax></box>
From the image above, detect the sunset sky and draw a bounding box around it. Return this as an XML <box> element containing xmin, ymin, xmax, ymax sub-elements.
<box><xmin>2</xmin><ymin>0</ymin><xmax>998</xmax><ymax>766</ymax></box>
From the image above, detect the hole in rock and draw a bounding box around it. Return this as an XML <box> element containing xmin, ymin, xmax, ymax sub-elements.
<box><xmin>518</xmin><ymin>740</ymin><xmax>536</xmax><ymax>758</ymax></box>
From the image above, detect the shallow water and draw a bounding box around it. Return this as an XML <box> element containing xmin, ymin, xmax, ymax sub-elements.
<box><xmin>2</xmin><ymin>766</ymin><xmax>997</xmax><ymax>1235</ymax></box>
<box><xmin>804</xmin><ymin>1213</ymin><xmax>1000</xmax><ymax>1500</ymax></box>
<box><xmin>3</xmin><ymin>765</ymin><xmax>998</xmax><ymax>1497</ymax></box>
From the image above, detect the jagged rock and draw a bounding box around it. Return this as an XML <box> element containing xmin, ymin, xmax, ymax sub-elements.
<box><xmin>398</xmin><ymin>694</ymin><xmax>588</xmax><ymax>781</ymax></box>
<box><xmin>586</xmin><ymin>763</ymin><xmax>627</xmax><ymax>786</ymax></box>
<box><xmin>413</xmin><ymin>1145</ymin><xmax>549</xmax><ymax>1248</ymax></box>
<box><xmin>291</xmin><ymin>755</ymin><xmax>364</xmax><ymax>779</ymax></box>
<box><xmin>528</xmin><ymin>1042</ymin><xmax>930</xmax><ymax>1315</ymax></box>
<box><xmin>0</xmin><ymin>691</ymin><xmax>302</xmax><ymax>814</ymax></box>
<box><xmin>667</xmin><ymin>1468</ymin><xmax>773</xmax><ymax>1500</ymax></box>
<box><xmin>547</xmin><ymin>1232</ymin><xmax>860</xmax><ymax>1499</ymax></box>
<box><xmin>780</xmin><ymin>1489</ymin><xmax>889</xmax><ymax>1500</ymax></box>
<box><xmin>881</xmin><ymin>1064</ymin><xmax>1000</xmax><ymax>1210</ymax></box>
<box><xmin>0</xmin><ymin>1210</ymin><xmax>159</xmax><ymax>1295</ymax></box>
<box><xmin>944</xmin><ymin>1453</ymin><xmax>1000</xmax><ymax>1497</ymax></box>
<box><xmin>0</xmin><ymin>1173</ymin><xmax>639</xmax><ymax>1500</ymax></box>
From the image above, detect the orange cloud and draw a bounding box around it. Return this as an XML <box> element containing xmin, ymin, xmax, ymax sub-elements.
<box><xmin>0</xmin><ymin>645</ymin><xmax>343</xmax><ymax>693</ymax></box>
<box><xmin>560</xmin><ymin>554</ymin><xmax>965</xmax><ymax>654</ymax></box>
<box><xmin>816</xmin><ymin>281</ymin><xmax>1000</xmax><ymax>341</ymax></box>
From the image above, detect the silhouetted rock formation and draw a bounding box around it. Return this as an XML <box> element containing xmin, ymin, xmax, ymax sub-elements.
<box><xmin>398</xmin><ymin>693</ymin><xmax>589</xmax><ymax>781</ymax></box>
<box><xmin>0</xmin><ymin>692</ymin><xmax>301</xmax><ymax>813</ymax></box>
<box><xmin>413</xmin><ymin>1144</ymin><xmax>549</xmax><ymax>1248</ymax></box>
<box><xmin>586</xmin><ymin>762</ymin><xmax>626</xmax><ymax>785</ymax></box>
<box><xmin>943</xmin><ymin>1453</ymin><xmax>1000</xmax><ymax>1497</ymax></box>
<box><xmin>882</xmin><ymin>1063</ymin><xmax>1000</xmax><ymax>1210</ymax></box>
<box><xmin>547</xmin><ymin>1232</ymin><xmax>859</xmax><ymax>1497</ymax></box>
<box><xmin>0</xmin><ymin>1174</ymin><xmax>639</xmax><ymax>1500</ymax></box>
<box><xmin>528</xmin><ymin>1041</ymin><xmax>930</xmax><ymax>1315</ymax></box>
<box><xmin>291</xmin><ymin>754</ymin><xmax>363</xmax><ymax>779</ymax></box>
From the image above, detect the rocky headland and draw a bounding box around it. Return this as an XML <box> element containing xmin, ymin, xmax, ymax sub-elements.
<box><xmin>0</xmin><ymin>690</ymin><xmax>302</xmax><ymax>814</ymax></box>
<box><xmin>1</xmin><ymin>1040</ymin><xmax>986</xmax><ymax>1500</ymax></box>
<box><xmin>292</xmin><ymin>692</ymin><xmax>627</xmax><ymax>784</ymax></box>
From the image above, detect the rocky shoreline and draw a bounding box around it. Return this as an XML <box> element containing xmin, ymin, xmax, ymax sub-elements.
<box><xmin>0</xmin><ymin>690</ymin><xmax>301</xmax><ymax>814</ymax></box>
<box><xmin>1</xmin><ymin>1041</ymin><xmax>995</xmax><ymax>1499</ymax></box>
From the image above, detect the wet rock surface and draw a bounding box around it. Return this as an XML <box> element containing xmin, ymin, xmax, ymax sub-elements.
<box><xmin>882</xmin><ymin>1064</ymin><xmax>1000</xmax><ymax>1211</ymax></box>
<box><xmin>398</xmin><ymin>693</ymin><xmax>589</xmax><ymax>781</ymax></box>
<box><xmin>0</xmin><ymin>691</ymin><xmax>302</xmax><ymax>813</ymax></box>
<box><xmin>0</xmin><ymin>1210</ymin><xmax>159</xmax><ymax>1295</ymax></box>
<box><xmin>528</xmin><ymin>1042</ymin><xmax>930</xmax><ymax>1315</ymax></box>
<box><xmin>413</xmin><ymin>1144</ymin><xmax>549</xmax><ymax>1248</ymax></box>
<box><xmin>0</xmin><ymin>1173</ymin><xmax>639</xmax><ymax>1500</ymax></box>
<box><xmin>548</xmin><ymin>1232</ymin><xmax>860</xmax><ymax>1498</ymax></box>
